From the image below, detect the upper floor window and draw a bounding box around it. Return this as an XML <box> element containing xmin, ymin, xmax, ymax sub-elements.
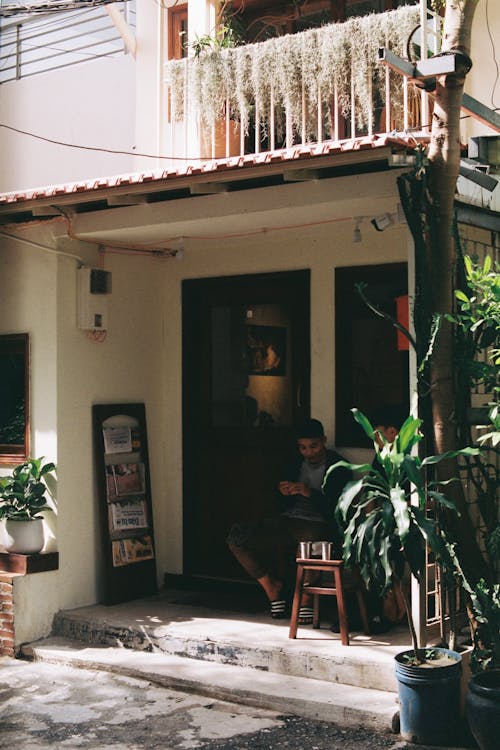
<box><xmin>0</xmin><ymin>333</ymin><xmax>29</xmax><ymax>464</ymax></box>
<box><xmin>227</xmin><ymin>0</ymin><xmax>415</xmax><ymax>41</ymax></box>
<box><xmin>168</xmin><ymin>3</ymin><xmax>188</xmax><ymax>60</ymax></box>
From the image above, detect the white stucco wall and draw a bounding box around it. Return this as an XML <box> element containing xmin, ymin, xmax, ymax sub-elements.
<box><xmin>463</xmin><ymin>0</ymin><xmax>500</xmax><ymax>142</ymax></box>
<box><xmin>0</xmin><ymin>55</ymin><xmax>136</xmax><ymax>193</ymax></box>
<box><xmin>0</xmin><ymin>227</ymin><xmax>168</xmax><ymax>642</ymax></box>
<box><xmin>0</xmin><ymin>169</ymin><xmax>410</xmax><ymax>645</ymax></box>
<box><xmin>0</xmin><ymin>230</ymin><xmax>59</xmax><ymax>641</ymax></box>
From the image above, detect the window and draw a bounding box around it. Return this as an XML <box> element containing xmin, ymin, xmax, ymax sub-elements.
<box><xmin>335</xmin><ymin>264</ymin><xmax>409</xmax><ymax>447</ymax></box>
<box><xmin>168</xmin><ymin>4</ymin><xmax>188</xmax><ymax>60</ymax></box>
<box><xmin>0</xmin><ymin>334</ymin><xmax>29</xmax><ymax>463</ymax></box>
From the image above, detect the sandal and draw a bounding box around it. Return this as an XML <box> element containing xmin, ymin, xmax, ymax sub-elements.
<box><xmin>298</xmin><ymin>606</ymin><xmax>314</xmax><ymax>625</ymax></box>
<box><xmin>270</xmin><ymin>599</ymin><xmax>287</xmax><ymax>619</ymax></box>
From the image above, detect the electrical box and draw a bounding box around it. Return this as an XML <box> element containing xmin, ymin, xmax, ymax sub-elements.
<box><xmin>77</xmin><ymin>267</ymin><xmax>112</xmax><ymax>330</ymax></box>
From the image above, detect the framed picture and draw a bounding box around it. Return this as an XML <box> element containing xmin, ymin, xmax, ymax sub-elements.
<box><xmin>246</xmin><ymin>325</ymin><xmax>286</xmax><ymax>376</ymax></box>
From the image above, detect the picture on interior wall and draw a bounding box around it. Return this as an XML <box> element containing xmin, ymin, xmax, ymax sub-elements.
<box><xmin>246</xmin><ymin>325</ymin><xmax>287</xmax><ymax>376</ymax></box>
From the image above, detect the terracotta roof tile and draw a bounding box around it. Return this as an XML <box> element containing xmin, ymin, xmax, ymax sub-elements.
<box><xmin>0</xmin><ymin>134</ymin><xmax>427</xmax><ymax>207</ymax></box>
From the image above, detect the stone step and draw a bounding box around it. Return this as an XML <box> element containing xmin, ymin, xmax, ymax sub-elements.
<box><xmin>22</xmin><ymin>636</ymin><xmax>400</xmax><ymax>733</ymax></box>
<box><xmin>51</xmin><ymin>594</ymin><xmax>411</xmax><ymax>693</ymax></box>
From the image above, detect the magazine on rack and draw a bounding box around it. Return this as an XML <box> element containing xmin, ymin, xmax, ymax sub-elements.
<box><xmin>112</xmin><ymin>535</ymin><xmax>154</xmax><ymax>567</ymax></box>
<box><xmin>106</xmin><ymin>463</ymin><xmax>145</xmax><ymax>501</ymax></box>
<box><xmin>109</xmin><ymin>498</ymin><xmax>148</xmax><ymax>533</ymax></box>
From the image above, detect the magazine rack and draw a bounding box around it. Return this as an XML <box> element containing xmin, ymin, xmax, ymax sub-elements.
<box><xmin>93</xmin><ymin>403</ymin><xmax>157</xmax><ymax>604</ymax></box>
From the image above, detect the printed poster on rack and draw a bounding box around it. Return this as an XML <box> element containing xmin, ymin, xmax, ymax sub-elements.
<box><xmin>112</xmin><ymin>535</ymin><xmax>154</xmax><ymax>567</ymax></box>
<box><xmin>106</xmin><ymin>463</ymin><xmax>145</xmax><ymax>501</ymax></box>
<box><xmin>103</xmin><ymin>426</ymin><xmax>132</xmax><ymax>454</ymax></box>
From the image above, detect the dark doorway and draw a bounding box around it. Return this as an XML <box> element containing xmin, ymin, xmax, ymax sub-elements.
<box><xmin>182</xmin><ymin>270</ymin><xmax>310</xmax><ymax>581</ymax></box>
<box><xmin>335</xmin><ymin>263</ymin><xmax>409</xmax><ymax>447</ymax></box>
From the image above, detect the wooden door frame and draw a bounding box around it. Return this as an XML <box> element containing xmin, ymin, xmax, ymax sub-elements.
<box><xmin>181</xmin><ymin>270</ymin><xmax>311</xmax><ymax>580</ymax></box>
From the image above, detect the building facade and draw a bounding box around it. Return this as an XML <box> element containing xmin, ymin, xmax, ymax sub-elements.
<box><xmin>0</xmin><ymin>0</ymin><xmax>498</xmax><ymax>648</ymax></box>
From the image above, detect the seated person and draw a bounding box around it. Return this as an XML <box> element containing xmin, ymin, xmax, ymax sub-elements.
<box><xmin>227</xmin><ymin>418</ymin><xmax>351</xmax><ymax>621</ymax></box>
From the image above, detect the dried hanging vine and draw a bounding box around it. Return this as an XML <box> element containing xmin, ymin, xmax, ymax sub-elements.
<box><xmin>164</xmin><ymin>4</ymin><xmax>420</xmax><ymax>135</ymax></box>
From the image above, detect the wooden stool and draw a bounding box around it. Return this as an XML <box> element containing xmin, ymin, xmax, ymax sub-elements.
<box><xmin>288</xmin><ymin>558</ymin><xmax>370</xmax><ymax>645</ymax></box>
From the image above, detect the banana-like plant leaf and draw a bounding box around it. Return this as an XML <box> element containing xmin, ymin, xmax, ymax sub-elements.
<box><xmin>390</xmin><ymin>486</ymin><xmax>410</xmax><ymax>542</ymax></box>
<box><xmin>335</xmin><ymin>479</ymin><xmax>365</xmax><ymax>521</ymax></box>
<box><xmin>397</xmin><ymin>416</ymin><xmax>423</xmax><ymax>453</ymax></box>
<box><xmin>41</xmin><ymin>462</ymin><xmax>56</xmax><ymax>475</ymax></box>
<box><xmin>352</xmin><ymin>408</ymin><xmax>375</xmax><ymax>440</ymax></box>
<box><xmin>426</xmin><ymin>490</ymin><xmax>458</xmax><ymax>511</ymax></box>
<box><xmin>421</xmin><ymin>447</ymin><xmax>480</xmax><ymax>466</ymax></box>
<box><xmin>378</xmin><ymin>536</ymin><xmax>394</xmax><ymax>591</ymax></box>
<box><xmin>381</xmin><ymin>499</ymin><xmax>395</xmax><ymax>533</ymax></box>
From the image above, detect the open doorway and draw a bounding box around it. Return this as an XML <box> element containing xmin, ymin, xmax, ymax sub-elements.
<box><xmin>182</xmin><ymin>270</ymin><xmax>310</xmax><ymax>582</ymax></box>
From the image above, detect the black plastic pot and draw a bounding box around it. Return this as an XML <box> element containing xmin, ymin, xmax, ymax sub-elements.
<box><xmin>466</xmin><ymin>669</ymin><xmax>500</xmax><ymax>750</ymax></box>
<box><xmin>394</xmin><ymin>648</ymin><xmax>462</xmax><ymax>746</ymax></box>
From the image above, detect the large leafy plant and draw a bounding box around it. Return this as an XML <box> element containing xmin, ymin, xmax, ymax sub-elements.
<box><xmin>447</xmin><ymin>253</ymin><xmax>500</xmax><ymax>672</ymax></box>
<box><xmin>0</xmin><ymin>458</ymin><xmax>56</xmax><ymax>521</ymax></box>
<box><xmin>326</xmin><ymin>409</ymin><xmax>478</xmax><ymax>663</ymax></box>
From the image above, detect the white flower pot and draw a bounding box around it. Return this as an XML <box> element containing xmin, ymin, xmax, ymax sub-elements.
<box><xmin>4</xmin><ymin>518</ymin><xmax>44</xmax><ymax>554</ymax></box>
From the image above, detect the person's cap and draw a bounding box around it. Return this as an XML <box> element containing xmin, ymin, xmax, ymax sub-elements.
<box><xmin>294</xmin><ymin>418</ymin><xmax>325</xmax><ymax>439</ymax></box>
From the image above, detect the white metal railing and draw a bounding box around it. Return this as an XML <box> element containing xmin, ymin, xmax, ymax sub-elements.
<box><xmin>163</xmin><ymin>4</ymin><xmax>442</xmax><ymax>164</ymax></box>
<box><xmin>0</xmin><ymin>1</ymin><xmax>136</xmax><ymax>83</ymax></box>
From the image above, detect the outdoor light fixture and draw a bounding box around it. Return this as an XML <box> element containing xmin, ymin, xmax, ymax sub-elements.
<box><xmin>371</xmin><ymin>213</ymin><xmax>394</xmax><ymax>232</ymax></box>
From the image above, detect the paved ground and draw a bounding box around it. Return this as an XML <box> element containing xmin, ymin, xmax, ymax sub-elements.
<box><xmin>0</xmin><ymin>658</ymin><xmax>472</xmax><ymax>750</ymax></box>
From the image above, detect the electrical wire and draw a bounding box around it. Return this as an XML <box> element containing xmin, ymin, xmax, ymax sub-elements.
<box><xmin>485</xmin><ymin>0</ymin><xmax>499</xmax><ymax>110</ymax></box>
<box><xmin>0</xmin><ymin>121</ymin><xmax>207</xmax><ymax>160</ymax></box>
<box><xmin>0</xmin><ymin>229</ymin><xmax>84</xmax><ymax>263</ymax></box>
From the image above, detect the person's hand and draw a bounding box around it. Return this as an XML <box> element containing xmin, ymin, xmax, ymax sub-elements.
<box><xmin>290</xmin><ymin>481</ymin><xmax>311</xmax><ymax>497</ymax></box>
<box><xmin>279</xmin><ymin>481</ymin><xmax>311</xmax><ymax>497</ymax></box>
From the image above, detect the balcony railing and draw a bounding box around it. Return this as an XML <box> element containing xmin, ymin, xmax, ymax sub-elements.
<box><xmin>0</xmin><ymin>2</ymin><xmax>136</xmax><ymax>83</ymax></box>
<box><xmin>163</xmin><ymin>4</ymin><xmax>441</xmax><ymax>163</ymax></box>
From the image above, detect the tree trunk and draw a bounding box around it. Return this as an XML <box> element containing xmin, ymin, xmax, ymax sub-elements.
<box><xmin>425</xmin><ymin>0</ymin><xmax>488</xmax><ymax>585</ymax></box>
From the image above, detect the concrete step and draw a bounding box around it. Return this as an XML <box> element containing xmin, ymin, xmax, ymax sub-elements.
<box><xmin>22</xmin><ymin>636</ymin><xmax>400</xmax><ymax>733</ymax></box>
<box><xmin>50</xmin><ymin>592</ymin><xmax>411</xmax><ymax>693</ymax></box>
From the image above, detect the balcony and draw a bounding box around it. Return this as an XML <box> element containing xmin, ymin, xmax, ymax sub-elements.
<box><xmin>163</xmin><ymin>4</ymin><xmax>440</xmax><ymax>165</ymax></box>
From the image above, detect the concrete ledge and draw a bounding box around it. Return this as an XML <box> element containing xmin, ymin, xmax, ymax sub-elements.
<box><xmin>22</xmin><ymin>636</ymin><xmax>399</xmax><ymax>732</ymax></box>
<box><xmin>52</xmin><ymin>600</ymin><xmax>408</xmax><ymax>692</ymax></box>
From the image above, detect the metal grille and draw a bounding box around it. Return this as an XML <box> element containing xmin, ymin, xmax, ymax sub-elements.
<box><xmin>0</xmin><ymin>1</ymin><xmax>136</xmax><ymax>82</ymax></box>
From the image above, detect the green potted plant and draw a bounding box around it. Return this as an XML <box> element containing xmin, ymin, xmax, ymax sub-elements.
<box><xmin>0</xmin><ymin>457</ymin><xmax>56</xmax><ymax>554</ymax></box>
<box><xmin>445</xmin><ymin>254</ymin><xmax>500</xmax><ymax>750</ymax></box>
<box><xmin>464</xmin><ymin>576</ymin><xmax>500</xmax><ymax>750</ymax></box>
<box><xmin>326</xmin><ymin>409</ymin><xmax>478</xmax><ymax>745</ymax></box>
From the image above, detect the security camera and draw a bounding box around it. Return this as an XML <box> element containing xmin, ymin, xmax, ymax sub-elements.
<box><xmin>371</xmin><ymin>213</ymin><xmax>394</xmax><ymax>232</ymax></box>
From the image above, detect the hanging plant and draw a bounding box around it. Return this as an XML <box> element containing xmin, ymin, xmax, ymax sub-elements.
<box><xmin>164</xmin><ymin>4</ymin><xmax>421</xmax><ymax>139</ymax></box>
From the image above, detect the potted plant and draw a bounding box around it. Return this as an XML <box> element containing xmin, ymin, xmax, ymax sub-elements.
<box><xmin>459</xmin><ymin>410</ymin><xmax>500</xmax><ymax>750</ymax></box>
<box><xmin>326</xmin><ymin>409</ymin><xmax>478</xmax><ymax>745</ymax></box>
<box><xmin>189</xmin><ymin>22</ymin><xmax>242</xmax><ymax>159</ymax></box>
<box><xmin>461</xmin><ymin>576</ymin><xmax>500</xmax><ymax>750</ymax></box>
<box><xmin>0</xmin><ymin>457</ymin><xmax>56</xmax><ymax>554</ymax></box>
<box><xmin>444</xmin><ymin>254</ymin><xmax>500</xmax><ymax>750</ymax></box>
